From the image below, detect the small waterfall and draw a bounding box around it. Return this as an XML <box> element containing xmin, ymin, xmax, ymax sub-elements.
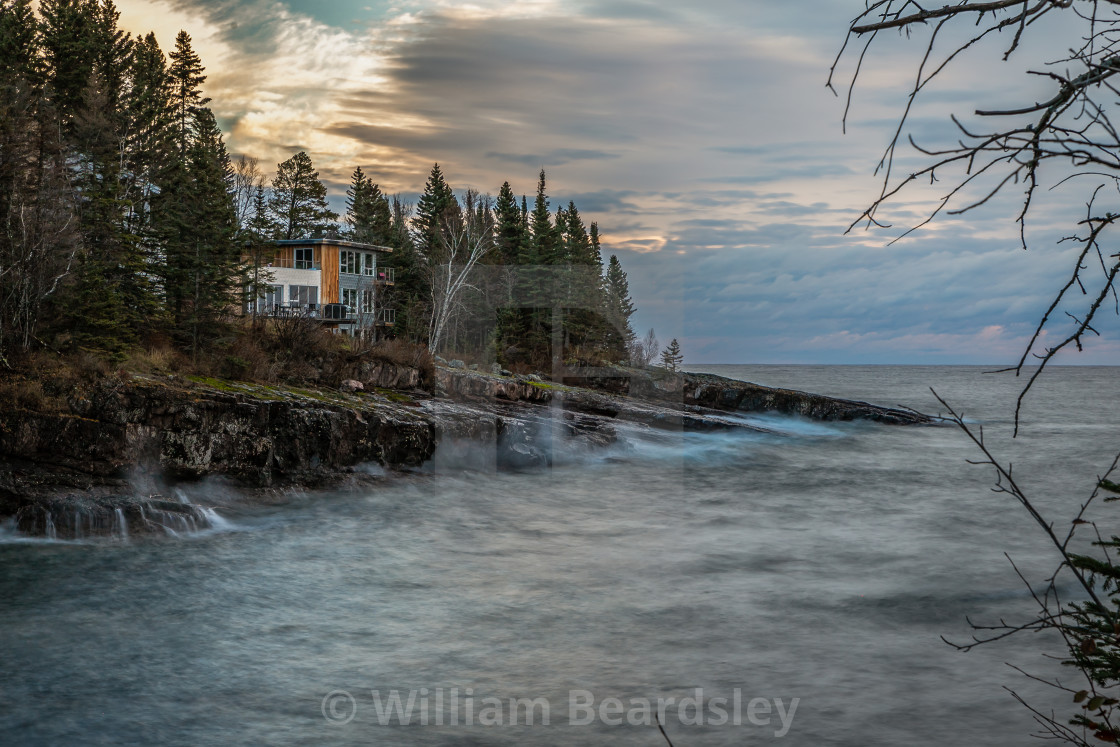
<box><xmin>11</xmin><ymin>492</ymin><xmax>234</xmax><ymax>541</ymax></box>
<box><xmin>198</xmin><ymin>507</ymin><xmax>232</xmax><ymax>531</ymax></box>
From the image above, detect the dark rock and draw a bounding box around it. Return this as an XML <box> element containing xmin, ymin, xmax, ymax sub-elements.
<box><xmin>0</xmin><ymin>363</ymin><xmax>930</xmax><ymax>536</ymax></box>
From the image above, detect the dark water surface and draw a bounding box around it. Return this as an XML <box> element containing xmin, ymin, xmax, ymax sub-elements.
<box><xmin>3</xmin><ymin>365</ymin><xmax>1119</xmax><ymax>745</ymax></box>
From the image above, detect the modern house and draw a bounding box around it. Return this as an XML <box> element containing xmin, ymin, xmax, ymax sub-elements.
<box><xmin>250</xmin><ymin>238</ymin><xmax>396</xmax><ymax>333</ymax></box>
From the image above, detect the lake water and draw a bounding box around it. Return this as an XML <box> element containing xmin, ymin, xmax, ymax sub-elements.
<box><xmin>2</xmin><ymin>365</ymin><xmax>1119</xmax><ymax>745</ymax></box>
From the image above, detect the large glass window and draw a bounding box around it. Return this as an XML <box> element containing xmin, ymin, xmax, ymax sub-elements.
<box><xmin>362</xmin><ymin>252</ymin><xmax>375</xmax><ymax>276</ymax></box>
<box><xmin>361</xmin><ymin>289</ymin><xmax>374</xmax><ymax>314</ymax></box>
<box><xmin>342</xmin><ymin>288</ymin><xmax>358</xmax><ymax>310</ymax></box>
<box><xmin>257</xmin><ymin>284</ymin><xmax>283</xmax><ymax>311</ymax></box>
<box><xmin>289</xmin><ymin>285</ymin><xmax>318</xmax><ymax>307</ymax></box>
<box><xmin>294</xmin><ymin>247</ymin><xmax>314</xmax><ymax>269</ymax></box>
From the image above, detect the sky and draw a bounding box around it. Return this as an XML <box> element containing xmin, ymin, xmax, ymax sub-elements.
<box><xmin>112</xmin><ymin>0</ymin><xmax>1120</xmax><ymax>364</ymax></box>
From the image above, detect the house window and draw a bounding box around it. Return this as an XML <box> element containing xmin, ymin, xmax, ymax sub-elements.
<box><xmin>289</xmin><ymin>285</ymin><xmax>318</xmax><ymax>307</ymax></box>
<box><xmin>342</xmin><ymin>288</ymin><xmax>358</xmax><ymax>310</ymax></box>
<box><xmin>257</xmin><ymin>284</ymin><xmax>283</xmax><ymax>311</ymax></box>
<box><xmin>362</xmin><ymin>252</ymin><xmax>375</xmax><ymax>276</ymax></box>
<box><xmin>294</xmin><ymin>247</ymin><xmax>314</xmax><ymax>270</ymax></box>
<box><xmin>361</xmin><ymin>289</ymin><xmax>374</xmax><ymax>314</ymax></box>
<box><xmin>340</xmin><ymin>250</ymin><xmax>359</xmax><ymax>275</ymax></box>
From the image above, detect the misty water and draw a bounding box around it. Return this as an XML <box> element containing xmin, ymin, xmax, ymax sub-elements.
<box><xmin>3</xmin><ymin>365</ymin><xmax>1119</xmax><ymax>745</ymax></box>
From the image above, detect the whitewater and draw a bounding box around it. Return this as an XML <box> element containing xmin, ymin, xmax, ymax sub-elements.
<box><xmin>2</xmin><ymin>364</ymin><xmax>1117</xmax><ymax>746</ymax></box>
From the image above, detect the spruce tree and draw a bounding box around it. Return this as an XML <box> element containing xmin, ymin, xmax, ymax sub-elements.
<box><xmin>344</xmin><ymin>165</ymin><xmax>392</xmax><ymax>244</ymax></box>
<box><xmin>660</xmin><ymin>338</ymin><xmax>683</xmax><ymax>371</ymax></box>
<box><xmin>0</xmin><ymin>0</ymin><xmax>39</xmax><ymax>84</ymax></box>
<box><xmin>38</xmin><ymin>0</ymin><xmax>94</xmax><ymax>127</ymax></box>
<box><xmin>413</xmin><ymin>162</ymin><xmax>457</xmax><ymax>258</ymax></box>
<box><xmin>166</xmin><ymin>30</ymin><xmax>207</xmax><ymax>155</ymax></box>
<box><xmin>493</xmin><ymin>181</ymin><xmax>523</xmax><ymax>266</ymax></box>
<box><xmin>151</xmin><ymin>107</ymin><xmax>239</xmax><ymax>356</ymax></box>
<box><xmin>384</xmin><ymin>193</ymin><xmax>429</xmax><ymax>342</ymax></box>
<box><xmin>268</xmin><ymin>151</ymin><xmax>337</xmax><ymax>239</ymax></box>
<box><xmin>604</xmin><ymin>253</ymin><xmax>636</xmax><ymax>355</ymax></box>
<box><xmin>528</xmin><ymin>169</ymin><xmax>554</xmax><ymax>265</ymax></box>
<box><xmin>125</xmin><ymin>32</ymin><xmax>173</xmax><ymax>217</ymax></box>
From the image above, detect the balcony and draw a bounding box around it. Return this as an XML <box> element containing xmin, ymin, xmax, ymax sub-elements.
<box><xmin>340</xmin><ymin>267</ymin><xmax>396</xmax><ymax>284</ymax></box>
<box><xmin>250</xmin><ymin>302</ymin><xmax>395</xmax><ymax>327</ymax></box>
<box><xmin>264</xmin><ymin>258</ymin><xmax>320</xmax><ymax>270</ymax></box>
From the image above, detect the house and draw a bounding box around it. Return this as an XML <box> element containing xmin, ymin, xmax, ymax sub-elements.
<box><xmin>250</xmin><ymin>238</ymin><xmax>396</xmax><ymax>333</ymax></box>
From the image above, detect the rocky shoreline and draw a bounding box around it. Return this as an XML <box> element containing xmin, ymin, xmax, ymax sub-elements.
<box><xmin>0</xmin><ymin>364</ymin><xmax>930</xmax><ymax>538</ymax></box>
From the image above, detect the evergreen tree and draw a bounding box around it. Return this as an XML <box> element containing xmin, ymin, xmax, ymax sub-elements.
<box><xmin>124</xmin><ymin>32</ymin><xmax>172</xmax><ymax>232</ymax></box>
<box><xmin>166</xmin><ymin>30</ymin><xmax>207</xmax><ymax>155</ymax></box>
<box><xmin>660</xmin><ymin>338</ymin><xmax>683</xmax><ymax>371</ymax></box>
<box><xmin>0</xmin><ymin>0</ymin><xmax>39</xmax><ymax>84</ymax></box>
<box><xmin>604</xmin><ymin>253</ymin><xmax>636</xmax><ymax>353</ymax></box>
<box><xmin>493</xmin><ymin>181</ymin><xmax>523</xmax><ymax>266</ymax></box>
<box><xmin>151</xmin><ymin>107</ymin><xmax>239</xmax><ymax>356</ymax></box>
<box><xmin>38</xmin><ymin>0</ymin><xmax>95</xmax><ymax>127</ymax></box>
<box><xmin>87</xmin><ymin>0</ymin><xmax>131</xmax><ymax>115</ymax></box>
<box><xmin>0</xmin><ymin>0</ymin><xmax>82</xmax><ymax>359</ymax></box>
<box><xmin>243</xmin><ymin>183</ymin><xmax>274</xmax><ymax>309</ymax></box>
<box><xmin>268</xmin><ymin>151</ymin><xmax>337</xmax><ymax>239</ymax></box>
<box><xmin>527</xmin><ymin>168</ymin><xmax>554</xmax><ymax>265</ymax></box>
<box><xmin>63</xmin><ymin>74</ymin><xmax>159</xmax><ymax>356</ymax></box>
<box><xmin>413</xmin><ymin>162</ymin><xmax>457</xmax><ymax>258</ymax></box>
<box><xmin>344</xmin><ymin>165</ymin><xmax>392</xmax><ymax>244</ymax></box>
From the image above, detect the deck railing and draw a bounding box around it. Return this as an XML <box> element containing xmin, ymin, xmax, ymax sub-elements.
<box><xmin>262</xmin><ymin>258</ymin><xmax>320</xmax><ymax>270</ymax></box>
<box><xmin>249</xmin><ymin>303</ymin><xmax>395</xmax><ymax>326</ymax></box>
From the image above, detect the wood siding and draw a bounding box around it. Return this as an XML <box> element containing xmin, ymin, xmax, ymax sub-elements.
<box><xmin>320</xmin><ymin>245</ymin><xmax>339</xmax><ymax>304</ymax></box>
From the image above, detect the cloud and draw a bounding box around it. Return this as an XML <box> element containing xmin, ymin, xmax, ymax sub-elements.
<box><xmin>485</xmin><ymin>149</ymin><xmax>622</xmax><ymax>167</ymax></box>
<box><xmin>110</xmin><ymin>0</ymin><xmax>1120</xmax><ymax>364</ymax></box>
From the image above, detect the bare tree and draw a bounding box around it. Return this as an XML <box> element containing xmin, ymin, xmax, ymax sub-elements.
<box><xmin>629</xmin><ymin>327</ymin><xmax>659</xmax><ymax>367</ymax></box>
<box><xmin>0</xmin><ymin>87</ymin><xmax>80</xmax><ymax>364</ymax></box>
<box><xmin>427</xmin><ymin>189</ymin><xmax>495</xmax><ymax>354</ymax></box>
<box><xmin>833</xmin><ymin>4</ymin><xmax>1120</xmax><ymax>743</ymax></box>
<box><xmin>231</xmin><ymin>155</ymin><xmax>263</xmax><ymax>231</ymax></box>
<box><xmin>831</xmin><ymin>1</ymin><xmax>1120</xmax><ymax>432</ymax></box>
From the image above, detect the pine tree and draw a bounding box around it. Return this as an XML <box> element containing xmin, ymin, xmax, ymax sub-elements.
<box><xmin>0</xmin><ymin>0</ymin><xmax>39</xmax><ymax>84</ymax></box>
<box><xmin>151</xmin><ymin>107</ymin><xmax>239</xmax><ymax>356</ymax></box>
<box><xmin>413</xmin><ymin>162</ymin><xmax>458</xmax><ymax>258</ymax></box>
<box><xmin>125</xmin><ymin>32</ymin><xmax>173</xmax><ymax>208</ymax></box>
<box><xmin>528</xmin><ymin>168</ymin><xmax>554</xmax><ymax>265</ymax></box>
<box><xmin>243</xmin><ymin>184</ymin><xmax>274</xmax><ymax>309</ymax></box>
<box><xmin>493</xmin><ymin>181</ymin><xmax>523</xmax><ymax>266</ymax></box>
<box><xmin>87</xmin><ymin>0</ymin><xmax>131</xmax><ymax>115</ymax></box>
<box><xmin>38</xmin><ymin>0</ymin><xmax>95</xmax><ymax>127</ymax></box>
<box><xmin>63</xmin><ymin>74</ymin><xmax>160</xmax><ymax>356</ymax></box>
<box><xmin>660</xmin><ymin>338</ymin><xmax>683</xmax><ymax>372</ymax></box>
<box><xmin>603</xmin><ymin>253</ymin><xmax>636</xmax><ymax>355</ymax></box>
<box><xmin>344</xmin><ymin>165</ymin><xmax>392</xmax><ymax>244</ymax></box>
<box><xmin>166</xmin><ymin>30</ymin><xmax>207</xmax><ymax>156</ymax></box>
<box><xmin>268</xmin><ymin>151</ymin><xmax>337</xmax><ymax>239</ymax></box>
<box><xmin>383</xmin><ymin>193</ymin><xmax>429</xmax><ymax>342</ymax></box>
<box><xmin>0</xmin><ymin>0</ymin><xmax>82</xmax><ymax>359</ymax></box>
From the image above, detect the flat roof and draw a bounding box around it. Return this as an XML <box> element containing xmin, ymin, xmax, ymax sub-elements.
<box><xmin>275</xmin><ymin>238</ymin><xmax>393</xmax><ymax>253</ymax></box>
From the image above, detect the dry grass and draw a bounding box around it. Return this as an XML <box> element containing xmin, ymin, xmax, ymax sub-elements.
<box><xmin>0</xmin><ymin>377</ymin><xmax>51</xmax><ymax>411</ymax></box>
<box><xmin>120</xmin><ymin>345</ymin><xmax>186</xmax><ymax>376</ymax></box>
<box><xmin>3</xmin><ymin>318</ymin><xmax>437</xmax><ymax>399</ymax></box>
